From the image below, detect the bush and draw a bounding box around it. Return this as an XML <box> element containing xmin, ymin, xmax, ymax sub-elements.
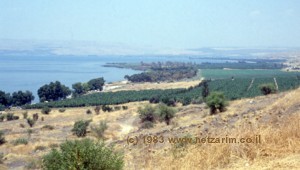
<box><xmin>33</xmin><ymin>113</ymin><xmax>39</xmax><ymax>121</ymax></box>
<box><xmin>91</xmin><ymin>121</ymin><xmax>108</xmax><ymax>139</ymax></box>
<box><xmin>42</xmin><ymin>139</ymin><xmax>123</xmax><ymax>170</ymax></box>
<box><xmin>0</xmin><ymin>115</ymin><xmax>5</xmax><ymax>122</ymax></box>
<box><xmin>114</xmin><ymin>106</ymin><xmax>121</xmax><ymax>111</ymax></box>
<box><xmin>86</xmin><ymin>109</ymin><xmax>92</xmax><ymax>114</ymax></box>
<box><xmin>141</xmin><ymin>121</ymin><xmax>154</xmax><ymax>129</ymax></box>
<box><xmin>0</xmin><ymin>131</ymin><xmax>5</xmax><ymax>145</ymax></box>
<box><xmin>259</xmin><ymin>83</ymin><xmax>277</xmax><ymax>95</ymax></box>
<box><xmin>138</xmin><ymin>104</ymin><xmax>157</xmax><ymax>123</ymax></box>
<box><xmin>102</xmin><ymin>105</ymin><xmax>113</xmax><ymax>112</ymax></box>
<box><xmin>94</xmin><ymin>106</ymin><xmax>101</xmax><ymax>115</ymax></box>
<box><xmin>42</xmin><ymin>125</ymin><xmax>54</xmax><ymax>130</ymax></box>
<box><xmin>0</xmin><ymin>104</ymin><xmax>5</xmax><ymax>111</ymax></box>
<box><xmin>156</xmin><ymin>104</ymin><xmax>177</xmax><ymax>125</ymax></box>
<box><xmin>71</xmin><ymin>120</ymin><xmax>91</xmax><ymax>137</ymax></box>
<box><xmin>22</xmin><ymin>112</ymin><xmax>28</xmax><ymax>119</ymax></box>
<box><xmin>6</xmin><ymin>113</ymin><xmax>14</xmax><ymax>121</ymax></box>
<box><xmin>58</xmin><ymin>108</ymin><xmax>66</xmax><ymax>113</ymax></box>
<box><xmin>35</xmin><ymin>145</ymin><xmax>47</xmax><ymax>152</ymax></box>
<box><xmin>191</xmin><ymin>97</ymin><xmax>203</xmax><ymax>104</ymax></box>
<box><xmin>161</xmin><ymin>97</ymin><xmax>176</xmax><ymax>106</ymax></box>
<box><xmin>181</xmin><ymin>97</ymin><xmax>192</xmax><ymax>106</ymax></box>
<box><xmin>41</xmin><ymin>106</ymin><xmax>51</xmax><ymax>114</ymax></box>
<box><xmin>27</xmin><ymin>118</ymin><xmax>36</xmax><ymax>127</ymax></box>
<box><xmin>13</xmin><ymin>138</ymin><xmax>28</xmax><ymax>145</ymax></box>
<box><xmin>122</xmin><ymin>106</ymin><xmax>128</xmax><ymax>110</ymax></box>
<box><xmin>206</xmin><ymin>92</ymin><xmax>228</xmax><ymax>114</ymax></box>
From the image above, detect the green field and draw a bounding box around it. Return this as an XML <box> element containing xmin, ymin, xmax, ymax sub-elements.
<box><xmin>199</xmin><ymin>69</ymin><xmax>299</xmax><ymax>79</ymax></box>
<box><xmin>26</xmin><ymin>70</ymin><xmax>300</xmax><ymax>109</ymax></box>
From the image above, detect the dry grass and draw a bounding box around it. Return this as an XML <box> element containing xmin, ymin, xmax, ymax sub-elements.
<box><xmin>104</xmin><ymin>80</ymin><xmax>202</xmax><ymax>92</ymax></box>
<box><xmin>0</xmin><ymin>88</ymin><xmax>300</xmax><ymax>169</ymax></box>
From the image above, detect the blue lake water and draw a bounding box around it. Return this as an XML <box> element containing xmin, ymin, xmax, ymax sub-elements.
<box><xmin>0</xmin><ymin>55</ymin><xmax>235</xmax><ymax>102</ymax></box>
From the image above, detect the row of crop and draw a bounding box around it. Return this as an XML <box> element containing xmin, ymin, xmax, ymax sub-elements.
<box><xmin>26</xmin><ymin>75</ymin><xmax>300</xmax><ymax>109</ymax></box>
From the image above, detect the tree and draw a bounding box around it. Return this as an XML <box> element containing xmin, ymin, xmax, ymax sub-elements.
<box><xmin>72</xmin><ymin>82</ymin><xmax>85</xmax><ymax>96</ymax></box>
<box><xmin>0</xmin><ymin>90</ymin><xmax>11</xmax><ymax>107</ymax></box>
<box><xmin>42</xmin><ymin>139</ymin><xmax>123</xmax><ymax>170</ymax></box>
<box><xmin>202</xmin><ymin>80</ymin><xmax>210</xmax><ymax>98</ymax></box>
<box><xmin>38</xmin><ymin>81</ymin><xmax>71</xmax><ymax>102</ymax></box>
<box><xmin>259</xmin><ymin>83</ymin><xmax>276</xmax><ymax>95</ymax></box>
<box><xmin>87</xmin><ymin>78</ymin><xmax>105</xmax><ymax>91</ymax></box>
<box><xmin>206</xmin><ymin>92</ymin><xmax>228</xmax><ymax>114</ymax></box>
<box><xmin>11</xmin><ymin>90</ymin><xmax>34</xmax><ymax>106</ymax></box>
<box><xmin>156</xmin><ymin>104</ymin><xmax>177</xmax><ymax>125</ymax></box>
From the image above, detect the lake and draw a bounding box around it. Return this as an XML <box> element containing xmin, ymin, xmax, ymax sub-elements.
<box><xmin>0</xmin><ymin>55</ymin><xmax>235</xmax><ymax>102</ymax></box>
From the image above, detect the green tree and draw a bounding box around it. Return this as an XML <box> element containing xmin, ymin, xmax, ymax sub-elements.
<box><xmin>38</xmin><ymin>81</ymin><xmax>71</xmax><ymax>102</ymax></box>
<box><xmin>0</xmin><ymin>90</ymin><xmax>11</xmax><ymax>107</ymax></box>
<box><xmin>72</xmin><ymin>82</ymin><xmax>88</xmax><ymax>96</ymax></box>
<box><xmin>156</xmin><ymin>104</ymin><xmax>177</xmax><ymax>125</ymax></box>
<box><xmin>11</xmin><ymin>90</ymin><xmax>34</xmax><ymax>106</ymax></box>
<box><xmin>206</xmin><ymin>92</ymin><xmax>228</xmax><ymax>114</ymax></box>
<box><xmin>259</xmin><ymin>83</ymin><xmax>276</xmax><ymax>95</ymax></box>
<box><xmin>87</xmin><ymin>78</ymin><xmax>105</xmax><ymax>91</ymax></box>
<box><xmin>42</xmin><ymin>139</ymin><xmax>123</xmax><ymax>170</ymax></box>
<box><xmin>202</xmin><ymin>80</ymin><xmax>210</xmax><ymax>98</ymax></box>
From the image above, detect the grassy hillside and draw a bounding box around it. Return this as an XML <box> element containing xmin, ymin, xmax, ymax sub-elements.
<box><xmin>0</xmin><ymin>87</ymin><xmax>300</xmax><ymax>169</ymax></box>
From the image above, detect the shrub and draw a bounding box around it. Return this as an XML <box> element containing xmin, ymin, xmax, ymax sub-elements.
<box><xmin>91</xmin><ymin>121</ymin><xmax>108</xmax><ymax>139</ymax></box>
<box><xmin>71</xmin><ymin>120</ymin><xmax>91</xmax><ymax>137</ymax></box>
<box><xmin>0</xmin><ymin>104</ymin><xmax>5</xmax><ymax>111</ymax></box>
<box><xmin>22</xmin><ymin>112</ymin><xmax>28</xmax><ymax>119</ymax></box>
<box><xmin>86</xmin><ymin>109</ymin><xmax>92</xmax><ymax>114</ymax></box>
<box><xmin>191</xmin><ymin>97</ymin><xmax>203</xmax><ymax>104</ymax></box>
<box><xmin>114</xmin><ymin>106</ymin><xmax>121</xmax><ymax>111</ymax></box>
<box><xmin>156</xmin><ymin>104</ymin><xmax>177</xmax><ymax>125</ymax></box>
<box><xmin>58</xmin><ymin>108</ymin><xmax>66</xmax><ymax>113</ymax></box>
<box><xmin>102</xmin><ymin>105</ymin><xmax>113</xmax><ymax>112</ymax></box>
<box><xmin>41</xmin><ymin>106</ymin><xmax>51</xmax><ymax>114</ymax></box>
<box><xmin>161</xmin><ymin>97</ymin><xmax>176</xmax><ymax>106</ymax></box>
<box><xmin>42</xmin><ymin>125</ymin><xmax>54</xmax><ymax>130</ymax></box>
<box><xmin>13</xmin><ymin>138</ymin><xmax>28</xmax><ymax>145</ymax></box>
<box><xmin>181</xmin><ymin>97</ymin><xmax>192</xmax><ymax>106</ymax></box>
<box><xmin>141</xmin><ymin>121</ymin><xmax>154</xmax><ymax>129</ymax></box>
<box><xmin>0</xmin><ymin>115</ymin><xmax>4</xmax><ymax>122</ymax></box>
<box><xmin>138</xmin><ymin>104</ymin><xmax>157</xmax><ymax>123</ymax></box>
<box><xmin>27</xmin><ymin>118</ymin><xmax>35</xmax><ymax>127</ymax></box>
<box><xmin>94</xmin><ymin>106</ymin><xmax>101</xmax><ymax>115</ymax></box>
<box><xmin>35</xmin><ymin>145</ymin><xmax>47</xmax><ymax>152</ymax></box>
<box><xmin>6</xmin><ymin>113</ymin><xmax>14</xmax><ymax>121</ymax></box>
<box><xmin>0</xmin><ymin>152</ymin><xmax>4</xmax><ymax>164</ymax></box>
<box><xmin>259</xmin><ymin>83</ymin><xmax>277</xmax><ymax>95</ymax></box>
<box><xmin>42</xmin><ymin>139</ymin><xmax>123</xmax><ymax>170</ymax></box>
<box><xmin>149</xmin><ymin>96</ymin><xmax>160</xmax><ymax>103</ymax></box>
<box><xmin>122</xmin><ymin>106</ymin><xmax>128</xmax><ymax>110</ymax></box>
<box><xmin>33</xmin><ymin>113</ymin><xmax>39</xmax><ymax>121</ymax></box>
<box><xmin>0</xmin><ymin>131</ymin><xmax>5</xmax><ymax>145</ymax></box>
<box><xmin>25</xmin><ymin>159</ymin><xmax>42</xmax><ymax>169</ymax></box>
<box><xmin>206</xmin><ymin>92</ymin><xmax>228</xmax><ymax>114</ymax></box>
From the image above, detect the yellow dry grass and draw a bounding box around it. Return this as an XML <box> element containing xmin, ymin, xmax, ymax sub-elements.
<box><xmin>104</xmin><ymin>80</ymin><xmax>202</xmax><ymax>92</ymax></box>
<box><xmin>0</xmin><ymin>88</ymin><xmax>299</xmax><ymax>169</ymax></box>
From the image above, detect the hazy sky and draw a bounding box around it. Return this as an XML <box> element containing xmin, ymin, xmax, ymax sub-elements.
<box><xmin>0</xmin><ymin>0</ymin><xmax>300</xmax><ymax>48</ymax></box>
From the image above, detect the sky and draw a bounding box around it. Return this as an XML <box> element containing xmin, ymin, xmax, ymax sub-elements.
<box><xmin>0</xmin><ymin>0</ymin><xmax>300</xmax><ymax>49</ymax></box>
